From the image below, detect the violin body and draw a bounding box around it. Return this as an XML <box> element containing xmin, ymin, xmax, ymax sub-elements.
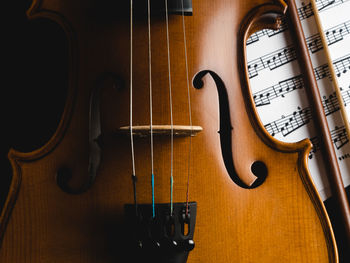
<box><xmin>0</xmin><ymin>0</ymin><xmax>338</xmax><ymax>262</ymax></box>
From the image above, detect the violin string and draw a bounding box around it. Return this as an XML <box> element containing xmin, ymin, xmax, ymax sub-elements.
<box><xmin>129</xmin><ymin>0</ymin><xmax>138</xmax><ymax>216</ymax></box>
<box><xmin>165</xmin><ymin>0</ymin><xmax>174</xmax><ymax>216</ymax></box>
<box><xmin>181</xmin><ymin>0</ymin><xmax>193</xmax><ymax>216</ymax></box>
<box><xmin>147</xmin><ymin>0</ymin><xmax>155</xmax><ymax>219</ymax></box>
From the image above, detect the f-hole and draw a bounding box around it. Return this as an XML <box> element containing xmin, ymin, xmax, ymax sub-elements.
<box><xmin>193</xmin><ymin>70</ymin><xmax>267</xmax><ymax>189</ymax></box>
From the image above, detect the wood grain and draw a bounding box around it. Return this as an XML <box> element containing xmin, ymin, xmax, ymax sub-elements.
<box><xmin>0</xmin><ymin>0</ymin><xmax>338</xmax><ymax>262</ymax></box>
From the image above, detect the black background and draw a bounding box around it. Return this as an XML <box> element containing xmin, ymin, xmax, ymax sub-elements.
<box><xmin>1</xmin><ymin>0</ymin><xmax>68</xmax><ymax>206</ymax></box>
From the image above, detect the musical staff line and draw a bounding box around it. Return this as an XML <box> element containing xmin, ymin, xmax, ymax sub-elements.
<box><xmin>322</xmin><ymin>91</ymin><xmax>340</xmax><ymax>115</ymax></box>
<box><xmin>264</xmin><ymin>107</ymin><xmax>312</xmax><ymax>137</ymax></box>
<box><xmin>253</xmin><ymin>75</ymin><xmax>304</xmax><ymax>106</ymax></box>
<box><xmin>248</xmin><ymin>45</ymin><xmax>297</xmax><ymax>78</ymax></box>
<box><xmin>299</xmin><ymin>0</ymin><xmax>348</xmax><ymax>19</ymax></box>
<box><xmin>309</xmin><ymin>125</ymin><xmax>349</xmax><ymax>159</ymax></box>
<box><xmin>342</xmin><ymin>87</ymin><xmax>350</xmax><ymax>105</ymax></box>
<box><xmin>322</xmin><ymin>86</ymin><xmax>350</xmax><ymax>111</ymax></box>
<box><xmin>309</xmin><ymin>137</ymin><xmax>320</xmax><ymax>159</ymax></box>
<box><xmin>255</xmin><ymin>82</ymin><xmax>350</xmax><ymax>118</ymax></box>
<box><xmin>247</xmin><ymin>0</ymin><xmax>350</xmax><ymax>45</ymax></box>
<box><xmin>314</xmin><ymin>54</ymin><xmax>350</xmax><ymax>80</ymax></box>
<box><xmin>248</xmin><ymin>22</ymin><xmax>350</xmax><ymax>78</ymax></box>
<box><xmin>317</xmin><ymin>0</ymin><xmax>347</xmax><ymax>12</ymax></box>
<box><xmin>307</xmin><ymin>20</ymin><xmax>350</xmax><ymax>53</ymax></box>
<box><xmin>247</xmin><ymin>18</ymin><xmax>288</xmax><ymax>45</ymax></box>
<box><xmin>264</xmin><ymin>89</ymin><xmax>348</xmax><ymax>137</ymax></box>
<box><xmin>332</xmin><ymin>125</ymin><xmax>349</xmax><ymax>149</ymax></box>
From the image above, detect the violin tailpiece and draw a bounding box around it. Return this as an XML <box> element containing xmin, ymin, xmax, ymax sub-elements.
<box><xmin>124</xmin><ymin>202</ymin><xmax>197</xmax><ymax>263</ymax></box>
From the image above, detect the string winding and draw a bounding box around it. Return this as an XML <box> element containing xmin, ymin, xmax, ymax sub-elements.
<box><xmin>165</xmin><ymin>0</ymin><xmax>175</xmax><ymax>216</ymax></box>
<box><xmin>147</xmin><ymin>0</ymin><xmax>156</xmax><ymax>218</ymax></box>
<box><xmin>129</xmin><ymin>0</ymin><xmax>138</xmax><ymax>216</ymax></box>
<box><xmin>181</xmin><ymin>0</ymin><xmax>193</xmax><ymax>216</ymax></box>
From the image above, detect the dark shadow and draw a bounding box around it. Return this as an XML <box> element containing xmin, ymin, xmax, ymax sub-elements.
<box><xmin>324</xmin><ymin>186</ymin><xmax>350</xmax><ymax>263</ymax></box>
<box><xmin>1</xmin><ymin>0</ymin><xmax>68</xmax><ymax>210</ymax></box>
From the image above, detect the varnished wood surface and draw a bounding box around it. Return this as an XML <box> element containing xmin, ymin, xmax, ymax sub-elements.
<box><xmin>0</xmin><ymin>0</ymin><xmax>338</xmax><ymax>262</ymax></box>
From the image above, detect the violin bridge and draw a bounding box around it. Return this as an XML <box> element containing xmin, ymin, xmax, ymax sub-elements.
<box><xmin>117</xmin><ymin>125</ymin><xmax>203</xmax><ymax>137</ymax></box>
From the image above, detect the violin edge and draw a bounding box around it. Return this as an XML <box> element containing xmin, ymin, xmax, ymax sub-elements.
<box><xmin>0</xmin><ymin>1</ymin><xmax>340</xmax><ymax>261</ymax></box>
<box><xmin>0</xmin><ymin>1</ymin><xmax>78</xmax><ymax>247</ymax></box>
<box><xmin>237</xmin><ymin>2</ymin><xmax>338</xmax><ymax>262</ymax></box>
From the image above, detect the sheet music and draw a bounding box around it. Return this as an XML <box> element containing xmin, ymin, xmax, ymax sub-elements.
<box><xmin>246</xmin><ymin>0</ymin><xmax>350</xmax><ymax>200</ymax></box>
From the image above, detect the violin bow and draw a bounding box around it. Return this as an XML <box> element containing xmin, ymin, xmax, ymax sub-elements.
<box><xmin>285</xmin><ymin>0</ymin><xmax>350</xmax><ymax>246</ymax></box>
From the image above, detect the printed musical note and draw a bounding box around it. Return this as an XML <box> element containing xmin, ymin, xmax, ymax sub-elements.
<box><xmin>307</xmin><ymin>21</ymin><xmax>350</xmax><ymax>53</ymax></box>
<box><xmin>254</xmin><ymin>80</ymin><xmax>343</xmax><ymax>119</ymax></box>
<box><xmin>338</xmin><ymin>153</ymin><xmax>350</xmax><ymax>161</ymax></box>
<box><xmin>263</xmin><ymin>89</ymin><xmax>343</xmax><ymax>137</ymax></box>
<box><xmin>333</xmin><ymin>55</ymin><xmax>350</xmax><ymax>77</ymax></box>
<box><xmin>319</xmin><ymin>87</ymin><xmax>350</xmax><ymax>111</ymax></box>
<box><xmin>314</xmin><ymin>64</ymin><xmax>330</xmax><ymax>80</ymax></box>
<box><xmin>320</xmin><ymin>87</ymin><xmax>350</xmax><ymax>116</ymax></box>
<box><xmin>322</xmin><ymin>92</ymin><xmax>339</xmax><ymax>115</ymax></box>
<box><xmin>332</xmin><ymin>125</ymin><xmax>349</xmax><ymax>149</ymax></box>
<box><xmin>342</xmin><ymin>87</ymin><xmax>350</xmax><ymax>106</ymax></box>
<box><xmin>307</xmin><ymin>34</ymin><xmax>324</xmax><ymax>53</ymax></box>
<box><xmin>308</xmin><ymin>125</ymin><xmax>349</xmax><ymax>159</ymax></box>
<box><xmin>247</xmin><ymin>58</ymin><xmax>265</xmax><ymax>78</ymax></box>
<box><xmin>253</xmin><ymin>75</ymin><xmax>304</xmax><ymax>106</ymax></box>
<box><xmin>246</xmin><ymin>32</ymin><xmax>261</xmax><ymax>46</ymax></box>
<box><xmin>265</xmin><ymin>47</ymin><xmax>297</xmax><ymax>70</ymax></box>
<box><xmin>248</xmin><ymin>25</ymin><xmax>350</xmax><ymax>79</ymax></box>
<box><xmin>248</xmin><ymin>46</ymin><xmax>296</xmax><ymax>78</ymax></box>
<box><xmin>324</xmin><ymin>21</ymin><xmax>350</xmax><ymax>47</ymax></box>
<box><xmin>309</xmin><ymin>136</ymin><xmax>320</xmax><ymax>159</ymax></box>
<box><xmin>314</xmin><ymin>55</ymin><xmax>350</xmax><ymax>80</ymax></box>
<box><xmin>264</xmin><ymin>107</ymin><xmax>312</xmax><ymax>137</ymax></box>
<box><xmin>299</xmin><ymin>1</ymin><xmax>314</xmax><ymax>19</ymax></box>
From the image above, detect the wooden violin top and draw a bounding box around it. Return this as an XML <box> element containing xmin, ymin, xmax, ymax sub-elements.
<box><xmin>0</xmin><ymin>0</ymin><xmax>342</xmax><ymax>262</ymax></box>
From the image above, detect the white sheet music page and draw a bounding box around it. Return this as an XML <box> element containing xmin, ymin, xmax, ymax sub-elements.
<box><xmin>246</xmin><ymin>0</ymin><xmax>350</xmax><ymax>200</ymax></box>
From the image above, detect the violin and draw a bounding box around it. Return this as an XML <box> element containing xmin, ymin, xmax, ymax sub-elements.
<box><xmin>0</xmin><ymin>0</ymin><xmax>342</xmax><ymax>262</ymax></box>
